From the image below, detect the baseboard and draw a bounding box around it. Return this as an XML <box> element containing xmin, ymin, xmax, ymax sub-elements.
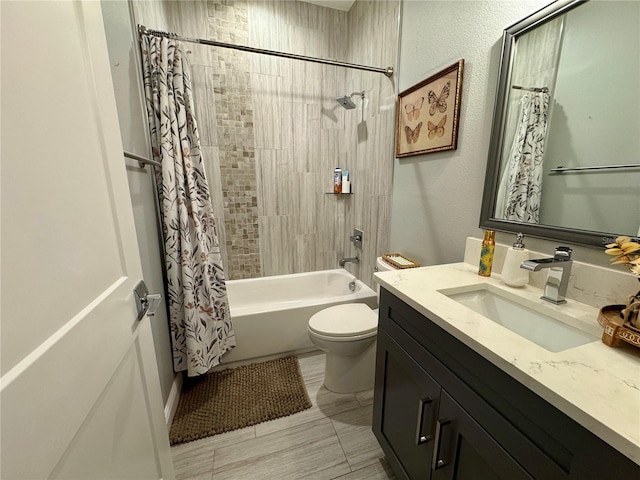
<box><xmin>213</xmin><ymin>347</ymin><xmax>320</xmax><ymax>371</ymax></box>
<box><xmin>164</xmin><ymin>372</ymin><xmax>183</xmax><ymax>427</ymax></box>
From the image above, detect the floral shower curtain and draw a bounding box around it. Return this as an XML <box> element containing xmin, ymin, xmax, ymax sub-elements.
<box><xmin>140</xmin><ymin>33</ymin><xmax>235</xmax><ymax>377</ymax></box>
<box><xmin>495</xmin><ymin>91</ymin><xmax>550</xmax><ymax>223</ymax></box>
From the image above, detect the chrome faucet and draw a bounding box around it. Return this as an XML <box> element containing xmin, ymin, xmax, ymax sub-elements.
<box><xmin>520</xmin><ymin>247</ymin><xmax>573</xmax><ymax>304</ymax></box>
<box><xmin>339</xmin><ymin>256</ymin><xmax>360</xmax><ymax>267</ymax></box>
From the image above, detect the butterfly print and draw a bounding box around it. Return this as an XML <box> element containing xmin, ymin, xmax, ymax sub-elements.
<box><xmin>428</xmin><ymin>81</ymin><xmax>450</xmax><ymax>116</ymax></box>
<box><xmin>404</xmin><ymin>122</ymin><xmax>423</xmax><ymax>144</ymax></box>
<box><xmin>405</xmin><ymin>97</ymin><xmax>424</xmax><ymax>121</ymax></box>
<box><xmin>427</xmin><ymin>115</ymin><xmax>447</xmax><ymax>139</ymax></box>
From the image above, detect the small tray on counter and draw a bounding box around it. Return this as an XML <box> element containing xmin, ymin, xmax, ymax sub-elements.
<box><xmin>382</xmin><ymin>253</ymin><xmax>420</xmax><ymax>269</ymax></box>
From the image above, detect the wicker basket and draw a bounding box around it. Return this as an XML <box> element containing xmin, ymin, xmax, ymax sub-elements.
<box><xmin>597</xmin><ymin>304</ymin><xmax>640</xmax><ymax>348</ymax></box>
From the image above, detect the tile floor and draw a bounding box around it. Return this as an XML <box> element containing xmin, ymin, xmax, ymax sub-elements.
<box><xmin>171</xmin><ymin>351</ymin><xmax>396</xmax><ymax>480</ymax></box>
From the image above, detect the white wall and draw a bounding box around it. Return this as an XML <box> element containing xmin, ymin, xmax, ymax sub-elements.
<box><xmin>100</xmin><ymin>1</ymin><xmax>175</xmax><ymax>404</ymax></box>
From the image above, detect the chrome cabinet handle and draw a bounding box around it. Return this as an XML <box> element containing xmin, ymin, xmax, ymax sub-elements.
<box><xmin>416</xmin><ymin>397</ymin><xmax>433</xmax><ymax>445</ymax></box>
<box><xmin>432</xmin><ymin>418</ymin><xmax>451</xmax><ymax>470</ymax></box>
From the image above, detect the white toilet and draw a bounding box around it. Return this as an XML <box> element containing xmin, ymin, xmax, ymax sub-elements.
<box><xmin>307</xmin><ymin>257</ymin><xmax>397</xmax><ymax>393</ymax></box>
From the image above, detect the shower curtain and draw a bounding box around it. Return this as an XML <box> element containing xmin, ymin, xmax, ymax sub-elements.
<box><xmin>495</xmin><ymin>91</ymin><xmax>550</xmax><ymax>223</ymax></box>
<box><xmin>140</xmin><ymin>33</ymin><xmax>235</xmax><ymax>377</ymax></box>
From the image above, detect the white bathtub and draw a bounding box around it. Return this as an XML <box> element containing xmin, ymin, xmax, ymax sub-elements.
<box><xmin>221</xmin><ymin>269</ymin><xmax>378</xmax><ymax>364</ymax></box>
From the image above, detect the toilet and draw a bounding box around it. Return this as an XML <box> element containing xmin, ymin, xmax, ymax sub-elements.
<box><xmin>307</xmin><ymin>257</ymin><xmax>397</xmax><ymax>393</ymax></box>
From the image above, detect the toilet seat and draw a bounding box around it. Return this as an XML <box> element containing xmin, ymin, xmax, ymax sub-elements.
<box><xmin>308</xmin><ymin>303</ymin><xmax>377</xmax><ymax>338</ymax></box>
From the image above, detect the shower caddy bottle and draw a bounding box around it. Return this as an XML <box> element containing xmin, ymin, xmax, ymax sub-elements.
<box><xmin>341</xmin><ymin>170</ymin><xmax>350</xmax><ymax>194</ymax></box>
<box><xmin>478</xmin><ymin>230</ymin><xmax>495</xmax><ymax>277</ymax></box>
<box><xmin>334</xmin><ymin>167</ymin><xmax>342</xmax><ymax>193</ymax></box>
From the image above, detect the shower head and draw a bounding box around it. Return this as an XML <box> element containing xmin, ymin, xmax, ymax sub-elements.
<box><xmin>336</xmin><ymin>91</ymin><xmax>365</xmax><ymax>110</ymax></box>
<box><xmin>336</xmin><ymin>95</ymin><xmax>357</xmax><ymax>109</ymax></box>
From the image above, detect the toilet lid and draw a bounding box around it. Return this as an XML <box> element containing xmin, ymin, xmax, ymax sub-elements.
<box><xmin>308</xmin><ymin>303</ymin><xmax>377</xmax><ymax>337</ymax></box>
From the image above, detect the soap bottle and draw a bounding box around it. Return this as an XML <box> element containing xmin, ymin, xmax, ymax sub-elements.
<box><xmin>478</xmin><ymin>230</ymin><xmax>495</xmax><ymax>277</ymax></box>
<box><xmin>334</xmin><ymin>167</ymin><xmax>342</xmax><ymax>193</ymax></box>
<box><xmin>501</xmin><ymin>233</ymin><xmax>530</xmax><ymax>287</ymax></box>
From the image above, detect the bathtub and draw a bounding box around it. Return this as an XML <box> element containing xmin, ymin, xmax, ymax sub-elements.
<box><xmin>221</xmin><ymin>269</ymin><xmax>378</xmax><ymax>364</ymax></box>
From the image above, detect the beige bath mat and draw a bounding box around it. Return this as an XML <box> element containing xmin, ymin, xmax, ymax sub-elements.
<box><xmin>169</xmin><ymin>355</ymin><xmax>312</xmax><ymax>445</ymax></box>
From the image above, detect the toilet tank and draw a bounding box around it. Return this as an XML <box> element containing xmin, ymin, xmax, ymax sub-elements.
<box><xmin>374</xmin><ymin>256</ymin><xmax>397</xmax><ymax>297</ymax></box>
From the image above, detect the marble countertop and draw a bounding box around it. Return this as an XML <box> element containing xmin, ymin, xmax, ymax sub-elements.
<box><xmin>374</xmin><ymin>263</ymin><xmax>640</xmax><ymax>465</ymax></box>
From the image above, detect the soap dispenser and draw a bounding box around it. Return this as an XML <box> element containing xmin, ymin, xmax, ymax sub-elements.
<box><xmin>501</xmin><ymin>233</ymin><xmax>530</xmax><ymax>287</ymax></box>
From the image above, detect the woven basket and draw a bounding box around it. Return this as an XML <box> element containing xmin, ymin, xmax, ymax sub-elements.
<box><xmin>382</xmin><ymin>253</ymin><xmax>420</xmax><ymax>269</ymax></box>
<box><xmin>597</xmin><ymin>304</ymin><xmax>640</xmax><ymax>348</ymax></box>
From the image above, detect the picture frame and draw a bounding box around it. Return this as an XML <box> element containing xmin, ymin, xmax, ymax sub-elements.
<box><xmin>396</xmin><ymin>59</ymin><xmax>464</xmax><ymax>157</ymax></box>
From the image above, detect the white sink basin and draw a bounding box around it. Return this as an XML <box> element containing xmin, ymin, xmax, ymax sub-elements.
<box><xmin>443</xmin><ymin>285</ymin><xmax>599</xmax><ymax>352</ymax></box>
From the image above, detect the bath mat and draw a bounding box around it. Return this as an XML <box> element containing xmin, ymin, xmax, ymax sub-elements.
<box><xmin>169</xmin><ymin>356</ymin><xmax>312</xmax><ymax>445</ymax></box>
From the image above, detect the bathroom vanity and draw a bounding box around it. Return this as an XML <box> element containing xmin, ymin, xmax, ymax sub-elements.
<box><xmin>372</xmin><ymin>264</ymin><xmax>640</xmax><ymax>480</ymax></box>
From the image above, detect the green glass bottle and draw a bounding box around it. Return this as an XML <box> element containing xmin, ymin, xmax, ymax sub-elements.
<box><xmin>478</xmin><ymin>230</ymin><xmax>495</xmax><ymax>277</ymax></box>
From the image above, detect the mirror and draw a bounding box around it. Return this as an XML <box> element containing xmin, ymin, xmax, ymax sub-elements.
<box><xmin>480</xmin><ymin>0</ymin><xmax>640</xmax><ymax>246</ymax></box>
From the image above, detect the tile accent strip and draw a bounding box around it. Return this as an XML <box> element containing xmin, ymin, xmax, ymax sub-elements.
<box><xmin>208</xmin><ymin>0</ymin><xmax>261</xmax><ymax>279</ymax></box>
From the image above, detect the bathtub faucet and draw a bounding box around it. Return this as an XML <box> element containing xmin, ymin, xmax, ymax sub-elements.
<box><xmin>339</xmin><ymin>256</ymin><xmax>360</xmax><ymax>267</ymax></box>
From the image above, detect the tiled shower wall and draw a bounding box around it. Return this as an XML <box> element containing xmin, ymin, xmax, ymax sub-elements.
<box><xmin>343</xmin><ymin>0</ymin><xmax>399</xmax><ymax>287</ymax></box>
<box><xmin>133</xmin><ymin>0</ymin><xmax>399</xmax><ymax>286</ymax></box>
<box><xmin>207</xmin><ymin>2</ymin><xmax>261</xmax><ymax>279</ymax></box>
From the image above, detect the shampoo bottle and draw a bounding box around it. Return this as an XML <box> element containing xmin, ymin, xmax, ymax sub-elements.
<box><xmin>333</xmin><ymin>167</ymin><xmax>342</xmax><ymax>193</ymax></box>
<box><xmin>478</xmin><ymin>230</ymin><xmax>495</xmax><ymax>277</ymax></box>
<box><xmin>334</xmin><ymin>167</ymin><xmax>342</xmax><ymax>193</ymax></box>
<box><xmin>501</xmin><ymin>233</ymin><xmax>530</xmax><ymax>287</ymax></box>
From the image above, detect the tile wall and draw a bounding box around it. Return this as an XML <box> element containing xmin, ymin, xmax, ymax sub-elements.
<box><xmin>207</xmin><ymin>1</ymin><xmax>261</xmax><ymax>279</ymax></box>
<box><xmin>246</xmin><ymin>0</ymin><xmax>351</xmax><ymax>279</ymax></box>
<box><xmin>343</xmin><ymin>0</ymin><xmax>399</xmax><ymax>287</ymax></box>
<box><xmin>134</xmin><ymin>0</ymin><xmax>399</xmax><ymax>286</ymax></box>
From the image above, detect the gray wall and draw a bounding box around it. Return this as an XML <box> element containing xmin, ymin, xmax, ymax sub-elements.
<box><xmin>391</xmin><ymin>0</ymin><xmax>631</xmax><ymax>269</ymax></box>
<box><xmin>391</xmin><ymin>0</ymin><xmax>552</xmax><ymax>266</ymax></box>
<box><xmin>101</xmin><ymin>1</ymin><xmax>175</xmax><ymax>405</ymax></box>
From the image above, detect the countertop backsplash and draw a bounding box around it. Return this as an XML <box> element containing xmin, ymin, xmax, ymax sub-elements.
<box><xmin>464</xmin><ymin>237</ymin><xmax>640</xmax><ymax>309</ymax></box>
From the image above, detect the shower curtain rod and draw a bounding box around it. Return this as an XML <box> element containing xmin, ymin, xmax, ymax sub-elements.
<box><xmin>139</xmin><ymin>25</ymin><xmax>394</xmax><ymax>78</ymax></box>
<box><xmin>549</xmin><ymin>163</ymin><xmax>640</xmax><ymax>173</ymax></box>
<box><xmin>512</xmin><ymin>85</ymin><xmax>549</xmax><ymax>93</ymax></box>
<box><xmin>124</xmin><ymin>151</ymin><xmax>162</xmax><ymax>168</ymax></box>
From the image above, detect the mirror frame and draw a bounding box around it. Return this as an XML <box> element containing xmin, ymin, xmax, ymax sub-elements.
<box><xmin>478</xmin><ymin>0</ymin><xmax>619</xmax><ymax>247</ymax></box>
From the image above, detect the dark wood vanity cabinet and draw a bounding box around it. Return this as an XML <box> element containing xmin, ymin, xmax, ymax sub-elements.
<box><xmin>433</xmin><ymin>390</ymin><xmax>534</xmax><ymax>480</ymax></box>
<box><xmin>374</xmin><ymin>328</ymin><xmax>532</xmax><ymax>480</ymax></box>
<box><xmin>375</xmin><ymin>330</ymin><xmax>440</xmax><ymax>479</ymax></box>
<box><xmin>372</xmin><ymin>289</ymin><xmax>640</xmax><ymax>480</ymax></box>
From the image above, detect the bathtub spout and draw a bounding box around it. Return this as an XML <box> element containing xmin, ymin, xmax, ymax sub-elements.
<box><xmin>339</xmin><ymin>256</ymin><xmax>359</xmax><ymax>267</ymax></box>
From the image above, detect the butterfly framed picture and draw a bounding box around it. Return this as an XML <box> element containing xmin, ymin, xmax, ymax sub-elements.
<box><xmin>396</xmin><ymin>59</ymin><xmax>464</xmax><ymax>157</ymax></box>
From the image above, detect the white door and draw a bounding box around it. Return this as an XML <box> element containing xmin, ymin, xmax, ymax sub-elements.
<box><xmin>1</xmin><ymin>1</ymin><xmax>174</xmax><ymax>478</ymax></box>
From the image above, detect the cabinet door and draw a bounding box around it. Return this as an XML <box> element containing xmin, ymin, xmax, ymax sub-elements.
<box><xmin>374</xmin><ymin>330</ymin><xmax>441</xmax><ymax>480</ymax></box>
<box><xmin>431</xmin><ymin>391</ymin><xmax>533</xmax><ymax>480</ymax></box>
